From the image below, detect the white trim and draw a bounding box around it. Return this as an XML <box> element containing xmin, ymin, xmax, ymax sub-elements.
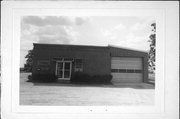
<box><xmin>56</xmin><ymin>61</ymin><xmax>72</xmax><ymax>80</ymax></box>
<box><xmin>111</xmin><ymin>57</ymin><xmax>143</xmax><ymax>83</ymax></box>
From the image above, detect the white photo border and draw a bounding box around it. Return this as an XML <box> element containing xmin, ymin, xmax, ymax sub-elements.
<box><xmin>1</xmin><ymin>1</ymin><xmax>179</xmax><ymax>119</ymax></box>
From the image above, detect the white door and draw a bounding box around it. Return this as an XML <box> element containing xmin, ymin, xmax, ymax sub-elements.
<box><xmin>56</xmin><ymin>61</ymin><xmax>72</xmax><ymax>80</ymax></box>
<box><xmin>111</xmin><ymin>57</ymin><xmax>143</xmax><ymax>83</ymax></box>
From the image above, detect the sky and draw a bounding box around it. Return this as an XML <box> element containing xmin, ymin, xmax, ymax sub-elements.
<box><xmin>20</xmin><ymin>16</ymin><xmax>155</xmax><ymax>67</ymax></box>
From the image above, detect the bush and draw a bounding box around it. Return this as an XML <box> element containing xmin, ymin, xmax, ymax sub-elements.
<box><xmin>70</xmin><ymin>72</ymin><xmax>112</xmax><ymax>84</ymax></box>
<box><xmin>92</xmin><ymin>75</ymin><xmax>112</xmax><ymax>83</ymax></box>
<box><xmin>27</xmin><ymin>75</ymin><xmax>32</xmax><ymax>82</ymax></box>
<box><xmin>31</xmin><ymin>74</ymin><xmax>58</xmax><ymax>83</ymax></box>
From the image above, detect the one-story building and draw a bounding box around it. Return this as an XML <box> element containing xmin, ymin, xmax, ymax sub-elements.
<box><xmin>32</xmin><ymin>43</ymin><xmax>148</xmax><ymax>83</ymax></box>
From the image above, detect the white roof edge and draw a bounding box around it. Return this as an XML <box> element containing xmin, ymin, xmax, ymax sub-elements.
<box><xmin>108</xmin><ymin>44</ymin><xmax>148</xmax><ymax>53</ymax></box>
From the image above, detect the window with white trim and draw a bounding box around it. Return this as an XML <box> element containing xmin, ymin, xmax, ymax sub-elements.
<box><xmin>74</xmin><ymin>59</ymin><xmax>83</xmax><ymax>72</ymax></box>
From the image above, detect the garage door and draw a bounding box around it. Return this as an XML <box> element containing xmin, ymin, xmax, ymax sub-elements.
<box><xmin>111</xmin><ymin>57</ymin><xmax>143</xmax><ymax>83</ymax></box>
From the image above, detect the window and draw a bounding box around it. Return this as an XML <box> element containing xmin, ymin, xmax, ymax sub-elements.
<box><xmin>53</xmin><ymin>58</ymin><xmax>63</xmax><ymax>61</ymax></box>
<box><xmin>111</xmin><ymin>69</ymin><xmax>142</xmax><ymax>73</ymax></box>
<box><xmin>134</xmin><ymin>70</ymin><xmax>142</xmax><ymax>73</ymax></box>
<box><xmin>74</xmin><ymin>59</ymin><xmax>83</xmax><ymax>72</ymax></box>
<box><xmin>111</xmin><ymin>69</ymin><xmax>118</xmax><ymax>73</ymax></box>
<box><xmin>126</xmin><ymin>69</ymin><xmax>134</xmax><ymax>73</ymax></box>
<box><xmin>38</xmin><ymin>60</ymin><xmax>50</xmax><ymax>66</ymax></box>
<box><xmin>37</xmin><ymin>60</ymin><xmax>50</xmax><ymax>71</ymax></box>
<box><xmin>118</xmin><ymin>69</ymin><xmax>127</xmax><ymax>73</ymax></box>
<box><xmin>53</xmin><ymin>57</ymin><xmax>74</xmax><ymax>61</ymax></box>
<box><xmin>64</xmin><ymin>58</ymin><xmax>73</xmax><ymax>61</ymax></box>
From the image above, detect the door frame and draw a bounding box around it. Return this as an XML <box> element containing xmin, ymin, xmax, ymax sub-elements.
<box><xmin>55</xmin><ymin>61</ymin><xmax>72</xmax><ymax>80</ymax></box>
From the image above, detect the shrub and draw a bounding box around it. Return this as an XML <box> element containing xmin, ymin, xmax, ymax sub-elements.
<box><xmin>70</xmin><ymin>72</ymin><xmax>112</xmax><ymax>84</ymax></box>
<box><xmin>26</xmin><ymin>75</ymin><xmax>32</xmax><ymax>82</ymax></box>
<box><xmin>70</xmin><ymin>72</ymin><xmax>90</xmax><ymax>82</ymax></box>
<box><xmin>92</xmin><ymin>75</ymin><xmax>112</xmax><ymax>83</ymax></box>
<box><xmin>31</xmin><ymin>74</ymin><xmax>58</xmax><ymax>83</ymax></box>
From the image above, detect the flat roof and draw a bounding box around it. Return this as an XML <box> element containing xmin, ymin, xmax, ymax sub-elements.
<box><xmin>33</xmin><ymin>43</ymin><xmax>148</xmax><ymax>53</ymax></box>
<box><xmin>33</xmin><ymin>43</ymin><xmax>107</xmax><ymax>48</ymax></box>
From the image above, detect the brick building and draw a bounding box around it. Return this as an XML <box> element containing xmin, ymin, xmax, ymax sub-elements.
<box><xmin>32</xmin><ymin>43</ymin><xmax>148</xmax><ymax>83</ymax></box>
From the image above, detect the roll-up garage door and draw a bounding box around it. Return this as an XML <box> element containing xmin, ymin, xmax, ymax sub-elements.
<box><xmin>111</xmin><ymin>57</ymin><xmax>143</xmax><ymax>83</ymax></box>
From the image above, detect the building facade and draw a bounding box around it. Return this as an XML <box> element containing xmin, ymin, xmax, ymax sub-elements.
<box><xmin>32</xmin><ymin>43</ymin><xmax>148</xmax><ymax>83</ymax></box>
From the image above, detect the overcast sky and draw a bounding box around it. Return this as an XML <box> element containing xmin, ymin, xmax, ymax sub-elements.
<box><xmin>20</xmin><ymin>16</ymin><xmax>155</xmax><ymax>67</ymax></box>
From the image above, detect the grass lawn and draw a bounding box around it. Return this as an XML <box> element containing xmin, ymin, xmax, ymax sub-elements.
<box><xmin>20</xmin><ymin>73</ymin><xmax>155</xmax><ymax>106</ymax></box>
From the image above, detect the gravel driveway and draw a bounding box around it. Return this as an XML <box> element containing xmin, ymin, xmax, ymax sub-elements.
<box><xmin>20</xmin><ymin>73</ymin><xmax>155</xmax><ymax>106</ymax></box>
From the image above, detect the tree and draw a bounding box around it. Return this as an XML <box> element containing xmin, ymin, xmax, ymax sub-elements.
<box><xmin>148</xmin><ymin>23</ymin><xmax>156</xmax><ymax>73</ymax></box>
<box><xmin>24</xmin><ymin>49</ymin><xmax>33</xmax><ymax>72</ymax></box>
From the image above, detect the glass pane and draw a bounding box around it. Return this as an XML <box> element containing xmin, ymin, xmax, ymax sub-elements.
<box><xmin>111</xmin><ymin>69</ymin><xmax>118</xmax><ymax>73</ymax></box>
<box><xmin>57</xmin><ymin>70</ymin><xmax>63</xmax><ymax>78</ymax></box>
<box><xmin>53</xmin><ymin>58</ymin><xmax>63</xmax><ymax>61</ymax></box>
<box><xmin>57</xmin><ymin>62</ymin><xmax>63</xmax><ymax>69</ymax></box>
<box><xmin>119</xmin><ymin>69</ymin><xmax>127</xmax><ymax>73</ymax></box>
<box><xmin>75</xmin><ymin>68</ymin><xmax>83</xmax><ymax>72</ymax></box>
<box><xmin>65</xmin><ymin>62</ymin><xmax>70</xmax><ymax>70</ymax></box>
<box><xmin>75</xmin><ymin>59</ymin><xmax>83</xmax><ymax>63</ymax></box>
<box><xmin>64</xmin><ymin>71</ymin><xmax>70</xmax><ymax>78</ymax></box>
<box><xmin>75</xmin><ymin>63</ymin><xmax>82</xmax><ymax>68</ymax></box>
<box><xmin>126</xmin><ymin>69</ymin><xmax>134</xmax><ymax>73</ymax></box>
<box><xmin>64</xmin><ymin>58</ymin><xmax>73</xmax><ymax>61</ymax></box>
<box><xmin>135</xmin><ymin>70</ymin><xmax>142</xmax><ymax>73</ymax></box>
